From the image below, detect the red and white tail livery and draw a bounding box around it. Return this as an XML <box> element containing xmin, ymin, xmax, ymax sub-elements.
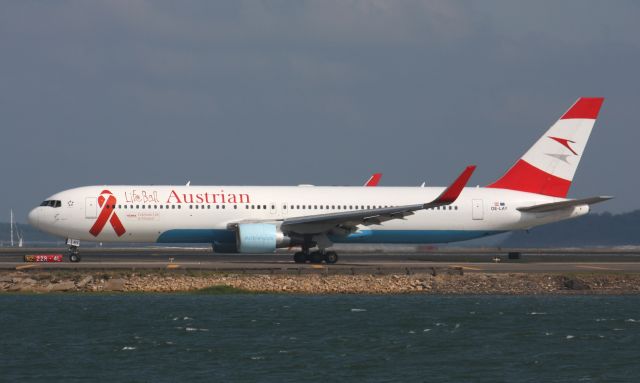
<box><xmin>488</xmin><ymin>97</ymin><xmax>604</xmax><ymax>197</ymax></box>
<box><xmin>28</xmin><ymin>97</ymin><xmax>611</xmax><ymax>263</ymax></box>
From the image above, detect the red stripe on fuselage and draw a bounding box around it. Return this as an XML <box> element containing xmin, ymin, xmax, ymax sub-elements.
<box><xmin>560</xmin><ymin>97</ymin><xmax>604</xmax><ymax>120</ymax></box>
<box><xmin>487</xmin><ymin>159</ymin><xmax>571</xmax><ymax>198</ymax></box>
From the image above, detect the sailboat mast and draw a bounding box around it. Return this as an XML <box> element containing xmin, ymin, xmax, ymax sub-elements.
<box><xmin>10</xmin><ymin>210</ymin><xmax>14</xmax><ymax>247</ymax></box>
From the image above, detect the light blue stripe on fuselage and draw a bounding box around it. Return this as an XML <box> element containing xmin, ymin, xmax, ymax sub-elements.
<box><xmin>157</xmin><ymin>229</ymin><xmax>504</xmax><ymax>244</ymax></box>
<box><xmin>157</xmin><ymin>229</ymin><xmax>235</xmax><ymax>244</ymax></box>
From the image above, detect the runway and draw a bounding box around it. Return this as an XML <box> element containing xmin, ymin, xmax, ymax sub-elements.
<box><xmin>2</xmin><ymin>247</ymin><xmax>640</xmax><ymax>274</ymax></box>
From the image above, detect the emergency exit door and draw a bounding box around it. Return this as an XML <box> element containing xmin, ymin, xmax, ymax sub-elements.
<box><xmin>85</xmin><ymin>197</ymin><xmax>97</xmax><ymax>219</ymax></box>
<box><xmin>472</xmin><ymin>199</ymin><xmax>484</xmax><ymax>220</ymax></box>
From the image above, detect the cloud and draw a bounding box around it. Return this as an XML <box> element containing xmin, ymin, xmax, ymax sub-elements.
<box><xmin>0</xmin><ymin>0</ymin><xmax>639</xmax><ymax>220</ymax></box>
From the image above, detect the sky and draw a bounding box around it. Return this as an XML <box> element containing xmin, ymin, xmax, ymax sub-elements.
<box><xmin>1</xmin><ymin>0</ymin><xmax>639</xmax><ymax>222</ymax></box>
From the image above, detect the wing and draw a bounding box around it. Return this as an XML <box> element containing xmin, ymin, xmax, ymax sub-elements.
<box><xmin>280</xmin><ymin>165</ymin><xmax>476</xmax><ymax>235</ymax></box>
<box><xmin>517</xmin><ymin>196</ymin><xmax>612</xmax><ymax>213</ymax></box>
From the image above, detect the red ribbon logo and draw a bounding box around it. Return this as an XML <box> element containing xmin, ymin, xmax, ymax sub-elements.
<box><xmin>89</xmin><ymin>190</ymin><xmax>126</xmax><ymax>237</ymax></box>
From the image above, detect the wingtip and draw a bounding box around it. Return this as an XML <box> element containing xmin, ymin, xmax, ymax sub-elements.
<box><xmin>364</xmin><ymin>173</ymin><xmax>383</xmax><ymax>187</ymax></box>
<box><xmin>434</xmin><ymin>165</ymin><xmax>477</xmax><ymax>204</ymax></box>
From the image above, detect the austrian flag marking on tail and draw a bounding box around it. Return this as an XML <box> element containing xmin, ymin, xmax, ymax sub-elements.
<box><xmin>488</xmin><ymin>97</ymin><xmax>604</xmax><ymax>198</ymax></box>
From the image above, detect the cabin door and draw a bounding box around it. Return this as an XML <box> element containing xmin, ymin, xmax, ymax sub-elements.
<box><xmin>85</xmin><ymin>197</ymin><xmax>97</xmax><ymax>219</ymax></box>
<box><xmin>472</xmin><ymin>199</ymin><xmax>484</xmax><ymax>220</ymax></box>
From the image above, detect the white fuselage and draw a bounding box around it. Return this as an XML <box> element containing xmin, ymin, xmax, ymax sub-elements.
<box><xmin>27</xmin><ymin>185</ymin><xmax>588</xmax><ymax>248</ymax></box>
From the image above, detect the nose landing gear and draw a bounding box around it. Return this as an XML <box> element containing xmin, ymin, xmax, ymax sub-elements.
<box><xmin>66</xmin><ymin>239</ymin><xmax>81</xmax><ymax>263</ymax></box>
<box><xmin>68</xmin><ymin>247</ymin><xmax>81</xmax><ymax>263</ymax></box>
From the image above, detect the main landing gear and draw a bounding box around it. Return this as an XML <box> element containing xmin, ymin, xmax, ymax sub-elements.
<box><xmin>293</xmin><ymin>250</ymin><xmax>339</xmax><ymax>264</ymax></box>
<box><xmin>67</xmin><ymin>239</ymin><xmax>81</xmax><ymax>263</ymax></box>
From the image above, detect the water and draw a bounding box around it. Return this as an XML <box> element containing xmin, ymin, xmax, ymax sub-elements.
<box><xmin>1</xmin><ymin>294</ymin><xmax>639</xmax><ymax>382</ymax></box>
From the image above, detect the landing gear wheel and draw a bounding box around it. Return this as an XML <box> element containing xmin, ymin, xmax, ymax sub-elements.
<box><xmin>68</xmin><ymin>245</ymin><xmax>81</xmax><ymax>263</ymax></box>
<box><xmin>324</xmin><ymin>251</ymin><xmax>338</xmax><ymax>264</ymax></box>
<box><xmin>309</xmin><ymin>252</ymin><xmax>324</xmax><ymax>264</ymax></box>
<box><xmin>293</xmin><ymin>252</ymin><xmax>306</xmax><ymax>264</ymax></box>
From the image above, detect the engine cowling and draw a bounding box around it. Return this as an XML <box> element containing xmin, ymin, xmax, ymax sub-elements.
<box><xmin>236</xmin><ymin>224</ymin><xmax>290</xmax><ymax>253</ymax></box>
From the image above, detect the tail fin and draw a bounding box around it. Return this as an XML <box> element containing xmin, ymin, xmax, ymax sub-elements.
<box><xmin>487</xmin><ymin>97</ymin><xmax>604</xmax><ymax>198</ymax></box>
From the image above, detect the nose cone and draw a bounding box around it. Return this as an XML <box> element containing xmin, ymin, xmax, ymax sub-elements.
<box><xmin>27</xmin><ymin>208</ymin><xmax>40</xmax><ymax>227</ymax></box>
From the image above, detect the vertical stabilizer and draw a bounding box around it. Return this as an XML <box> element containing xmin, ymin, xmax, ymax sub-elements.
<box><xmin>488</xmin><ymin>97</ymin><xmax>604</xmax><ymax>198</ymax></box>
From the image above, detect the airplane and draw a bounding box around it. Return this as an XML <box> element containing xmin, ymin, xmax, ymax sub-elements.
<box><xmin>28</xmin><ymin>97</ymin><xmax>610</xmax><ymax>263</ymax></box>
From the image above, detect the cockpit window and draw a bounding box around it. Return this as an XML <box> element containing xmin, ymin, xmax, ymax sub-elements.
<box><xmin>40</xmin><ymin>200</ymin><xmax>62</xmax><ymax>208</ymax></box>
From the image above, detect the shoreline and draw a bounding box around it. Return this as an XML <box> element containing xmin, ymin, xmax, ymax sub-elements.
<box><xmin>2</xmin><ymin>270</ymin><xmax>640</xmax><ymax>295</ymax></box>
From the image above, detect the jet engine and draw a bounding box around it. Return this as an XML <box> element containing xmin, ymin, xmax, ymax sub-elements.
<box><xmin>236</xmin><ymin>223</ymin><xmax>291</xmax><ymax>253</ymax></box>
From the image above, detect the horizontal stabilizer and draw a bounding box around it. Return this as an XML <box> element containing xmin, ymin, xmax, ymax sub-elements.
<box><xmin>517</xmin><ymin>196</ymin><xmax>613</xmax><ymax>213</ymax></box>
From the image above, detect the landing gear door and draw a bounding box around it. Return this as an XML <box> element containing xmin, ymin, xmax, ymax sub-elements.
<box><xmin>85</xmin><ymin>197</ymin><xmax>97</xmax><ymax>219</ymax></box>
<box><xmin>472</xmin><ymin>199</ymin><xmax>484</xmax><ymax>220</ymax></box>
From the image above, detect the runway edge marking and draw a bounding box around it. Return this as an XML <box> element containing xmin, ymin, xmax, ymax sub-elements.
<box><xmin>576</xmin><ymin>265</ymin><xmax>621</xmax><ymax>271</ymax></box>
<box><xmin>15</xmin><ymin>264</ymin><xmax>38</xmax><ymax>270</ymax></box>
<box><xmin>448</xmin><ymin>264</ymin><xmax>483</xmax><ymax>271</ymax></box>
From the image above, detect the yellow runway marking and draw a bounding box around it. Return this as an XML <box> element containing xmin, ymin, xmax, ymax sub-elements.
<box><xmin>576</xmin><ymin>265</ymin><xmax>621</xmax><ymax>271</ymax></box>
<box><xmin>15</xmin><ymin>264</ymin><xmax>38</xmax><ymax>270</ymax></box>
<box><xmin>166</xmin><ymin>264</ymin><xmax>180</xmax><ymax>269</ymax></box>
<box><xmin>448</xmin><ymin>265</ymin><xmax>483</xmax><ymax>271</ymax></box>
<box><xmin>311</xmin><ymin>265</ymin><xmax>325</xmax><ymax>269</ymax></box>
